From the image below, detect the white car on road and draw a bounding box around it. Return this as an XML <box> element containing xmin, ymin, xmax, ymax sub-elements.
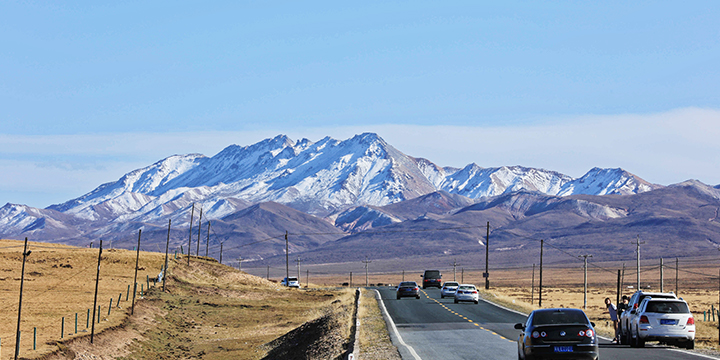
<box><xmin>629</xmin><ymin>297</ymin><xmax>695</xmax><ymax>349</ymax></box>
<box><xmin>454</xmin><ymin>284</ymin><xmax>479</xmax><ymax>304</ymax></box>
<box><xmin>440</xmin><ymin>281</ymin><xmax>459</xmax><ymax>298</ymax></box>
<box><xmin>281</xmin><ymin>276</ymin><xmax>300</xmax><ymax>288</ymax></box>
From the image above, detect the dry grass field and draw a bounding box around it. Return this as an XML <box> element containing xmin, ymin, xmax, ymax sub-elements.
<box><xmin>0</xmin><ymin>239</ymin><xmax>355</xmax><ymax>360</ymax></box>
<box><xmin>0</xmin><ymin>238</ymin><xmax>166</xmax><ymax>360</ymax></box>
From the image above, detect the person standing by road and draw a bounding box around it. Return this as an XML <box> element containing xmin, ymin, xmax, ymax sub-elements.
<box><xmin>605</xmin><ymin>297</ymin><xmax>619</xmax><ymax>343</ymax></box>
<box><xmin>616</xmin><ymin>295</ymin><xmax>629</xmax><ymax>340</ymax></box>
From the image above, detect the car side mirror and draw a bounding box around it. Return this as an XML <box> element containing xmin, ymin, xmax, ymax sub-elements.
<box><xmin>591</xmin><ymin>322</ymin><xmax>596</xmax><ymax>327</ymax></box>
<box><xmin>514</xmin><ymin>323</ymin><xmax>525</xmax><ymax>330</ymax></box>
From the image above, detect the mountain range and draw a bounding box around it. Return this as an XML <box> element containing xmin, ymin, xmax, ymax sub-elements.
<box><xmin>1</xmin><ymin>133</ymin><xmax>717</xmax><ymax>267</ymax></box>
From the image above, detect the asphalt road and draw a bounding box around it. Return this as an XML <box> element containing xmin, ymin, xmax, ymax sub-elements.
<box><xmin>375</xmin><ymin>287</ymin><xmax>719</xmax><ymax>360</ymax></box>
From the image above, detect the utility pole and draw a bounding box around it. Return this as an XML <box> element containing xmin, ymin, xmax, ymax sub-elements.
<box><xmin>132</xmin><ymin>230</ymin><xmax>141</xmax><ymax>315</ymax></box>
<box><xmin>580</xmin><ymin>254</ymin><xmax>592</xmax><ymax>310</ymax></box>
<box><xmin>539</xmin><ymin>239</ymin><xmax>544</xmax><ymax>307</ymax></box>
<box><xmin>717</xmin><ymin>268</ymin><xmax>720</xmax><ymax>345</ymax></box>
<box><xmin>187</xmin><ymin>203</ymin><xmax>194</xmax><ymax>266</ymax></box>
<box><xmin>485</xmin><ymin>221</ymin><xmax>490</xmax><ymax>289</ymax></box>
<box><xmin>238</xmin><ymin>256</ymin><xmax>243</xmax><ymax>271</ymax></box>
<box><xmin>616</xmin><ymin>270</ymin><xmax>621</xmax><ymax>308</ymax></box>
<box><xmin>452</xmin><ymin>259</ymin><xmax>458</xmax><ymax>281</ymax></box>
<box><xmin>219</xmin><ymin>242</ymin><xmax>223</xmax><ymax>264</ymax></box>
<box><xmin>362</xmin><ymin>257</ymin><xmax>372</xmax><ymax>287</ymax></box>
<box><xmin>633</xmin><ymin>235</ymin><xmax>645</xmax><ymax>290</ymax></box>
<box><xmin>306</xmin><ymin>269</ymin><xmax>309</xmax><ymax>288</ymax></box>
<box><xmin>285</xmin><ymin>231</ymin><xmax>289</xmax><ymax>281</ymax></box>
<box><xmin>660</xmin><ymin>258</ymin><xmax>664</xmax><ymax>292</ymax></box>
<box><xmin>163</xmin><ymin>220</ymin><xmax>171</xmax><ymax>292</ymax></box>
<box><xmin>295</xmin><ymin>256</ymin><xmax>301</xmax><ymax>279</ymax></box>
<box><xmin>531</xmin><ymin>264</ymin><xmax>535</xmax><ymax>305</ymax></box>
<box><xmin>205</xmin><ymin>220</ymin><xmax>210</xmax><ymax>257</ymax></box>
<box><xmin>14</xmin><ymin>238</ymin><xmax>30</xmax><ymax>360</ymax></box>
<box><xmin>461</xmin><ymin>268</ymin><xmax>464</xmax><ymax>283</ymax></box>
<box><xmin>350</xmin><ymin>272</ymin><xmax>353</xmax><ymax>288</ymax></box>
<box><xmin>402</xmin><ymin>270</ymin><xmax>405</xmax><ymax>281</ymax></box>
<box><xmin>675</xmin><ymin>258</ymin><xmax>679</xmax><ymax>295</ymax></box>
<box><xmin>621</xmin><ymin>263</ymin><xmax>626</xmax><ymax>298</ymax></box>
<box><xmin>91</xmin><ymin>240</ymin><xmax>103</xmax><ymax>344</ymax></box>
<box><xmin>196</xmin><ymin>207</ymin><xmax>203</xmax><ymax>257</ymax></box>
<box><xmin>267</xmin><ymin>265</ymin><xmax>270</xmax><ymax>280</ymax></box>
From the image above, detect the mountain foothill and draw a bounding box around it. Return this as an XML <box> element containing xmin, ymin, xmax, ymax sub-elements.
<box><xmin>1</xmin><ymin>133</ymin><xmax>718</xmax><ymax>267</ymax></box>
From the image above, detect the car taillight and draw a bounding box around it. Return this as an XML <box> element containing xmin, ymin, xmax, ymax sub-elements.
<box><xmin>687</xmin><ymin>317</ymin><xmax>695</xmax><ymax>325</ymax></box>
<box><xmin>532</xmin><ymin>331</ymin><xmax>540</xmax><ymax>338</ymax></box>
<box><xmin>640</xmin><ymin>316</ymin><xmax>649</xmax><ymax>324</ymax></box>
<box><xmin>585</xmin><ymin>329</ymin><xmax>594</xmax><ymax>337</ymax></box>
<box><xmin>414</xmin><ymin>287</ymin><xmax>419</xmax><ymax>291</ymax></box>
<box><xmin>471</xmin><ymin>291</ymin><xmax>478</xmax><ymax>294</ymax></box>
<box><xmin>578</xmin><ymin>330</ymin><xmax>585</xmax><ymax>336</ymax></box>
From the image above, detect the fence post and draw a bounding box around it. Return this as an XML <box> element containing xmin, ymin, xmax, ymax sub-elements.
<box><xmin>33</xmin><ymin>327</ymin><xmax>36</xmax><ymax>350</ymax></box>
<box><xmin>86</xmin><ymin>309</ymin><xmax>90</xmax><ymax>328</ymax></box>
<box><xmin>61</xmin><ymin>317</ymin><xmax>64</xmax><ymax>338</ymax></box>
<box><xmin>108</xmin><ymin>298</ymin><xmax>113</xmax><ymax>316</ymax></box>
<box><xmin>75</xmin><ymin>313</ymin><xmax>78</xmax><ymax>334</ymax></box>
<box><xmin>98</xmin><ymin>306</ymin><xmax>101</xmax><ymax>323</ymax></box>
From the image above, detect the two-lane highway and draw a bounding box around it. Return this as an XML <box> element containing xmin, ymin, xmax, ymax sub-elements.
<box><xmin>376</xmin><ymin>287</ymin><xmax>719</xmax><ymax>360</ymax></box>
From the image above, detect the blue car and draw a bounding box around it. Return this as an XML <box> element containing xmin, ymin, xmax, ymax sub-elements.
<box><xmin>396</xmin><ymin>281</ymin><xmax>421</xmax><ymax>299</ymax></box>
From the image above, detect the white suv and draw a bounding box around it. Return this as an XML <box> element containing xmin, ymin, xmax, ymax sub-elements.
<box><xmin>629</xmin><ymin>297</ymin><xmax>695</xmax><ymax>349</ymax></box>
<box><xmin>620</xmin><ymin>290</ymin><xmax>677</xmax><ymax>345</ymax></box>
<box><xmin>281</xmin><ymin>276</ymin><xmax>300</xmax><ymax>288</ymax></box>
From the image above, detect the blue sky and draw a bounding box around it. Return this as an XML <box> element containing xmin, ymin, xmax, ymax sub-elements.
<box><xmin>2</xmin><ymin>1</ymin><xmax>720</xmax><ymax>207</ymax></box>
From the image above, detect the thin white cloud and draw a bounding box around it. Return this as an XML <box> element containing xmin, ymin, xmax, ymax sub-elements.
<box><xmin>1</xmin><ymin>107</ymin><xmax>718</xmax><ymax>208</ymax></box>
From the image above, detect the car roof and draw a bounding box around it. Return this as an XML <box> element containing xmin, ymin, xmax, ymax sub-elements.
<box><xmin>532</xmin><ymin>308</ymin><xmax>587</xmax><ymax>315</ymax></box>
<box><xmin>458</xmin><ymin>284</ymin><xmax>476</xmax><ymax>287</ymax></box>
<box><xmin>632</xmin><ymin>290</ymin><xmax>676</xmax><ymax>297</ymax></box>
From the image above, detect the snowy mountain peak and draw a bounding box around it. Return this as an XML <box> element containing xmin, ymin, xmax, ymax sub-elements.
<box><xmin>557</xmin><ymin>167</ymin><xmax>660</xmax><ymax>196</ymax></box>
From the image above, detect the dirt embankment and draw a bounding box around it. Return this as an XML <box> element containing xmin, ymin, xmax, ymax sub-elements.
<box><xmin>36</xmin><ymin>257</ymin><xmax>355</xmax><ymax>360</ymax></box>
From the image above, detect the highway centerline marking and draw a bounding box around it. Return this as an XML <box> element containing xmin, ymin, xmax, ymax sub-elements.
<box><xmin>421</xmin><ymin>289</ymin><xmax>514</xmax><ymax>344</ymax></box>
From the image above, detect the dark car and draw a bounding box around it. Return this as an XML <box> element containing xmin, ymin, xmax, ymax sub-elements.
<box><xmin>421</xmin><ymin>270</ymin><xmax>442</xmax><ymax>289</ymax></box>
<box><xmin>396</xmin><ymin>281</ymin><xmax>421</xmax><ymax>299</ymax></box>
<box><xmin>515</xmin><ymin>308</ymin><xmax>599</xmax><ymax>360</ymax></box>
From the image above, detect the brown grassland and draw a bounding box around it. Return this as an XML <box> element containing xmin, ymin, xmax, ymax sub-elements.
<box><xmin>0</xmin><ymin>239</ymin><xmax>355</xmax><ymax>360</ymax></box>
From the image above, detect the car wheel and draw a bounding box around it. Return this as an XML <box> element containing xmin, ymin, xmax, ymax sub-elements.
<box><xmin>454</xmin><ymin>298</ymin><xmax>458</xmax><ymax>304</ymax></box>
<box><xmin>629</xmin><ymin>333</ymin><xmax>637</xmax><ymax>348</ymax></box>
<box><xmin>396</xmin><ymin>295</ymin><xmax>400</xmax><ymax>300</ymax></box>
<box><xmin>474</xmin><ymin>300</ymin><xmax>479</xmax><ymax>304</ymax></box>
<box><xmin>685</xmin><ymin>340</ymin><xmax>694</xmax><ymax>350</ymax></box>
<box><xmin>637</xmin><ymin>338</ymin><xmax>645</xmax><ymax>348</ymax></box>
<box><xmin>416</xmin><ymin>295</ymin><xmax>420</xmax><ymax>299</ymax></box>
<box><xmin>441</xmin><ymin>294</ymin><xmax>444</xmax><ymax>298</ymax></box>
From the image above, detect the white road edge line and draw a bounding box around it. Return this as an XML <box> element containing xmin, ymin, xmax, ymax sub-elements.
<box><xmin>373</xmin><ymin>289</ymin><xmax>422</xmax><ymax>360</ymax></box>
<box><xmin>666</xmin><ymin>348</ymin><xmax>720</xmax><ymax>360</ymax></box>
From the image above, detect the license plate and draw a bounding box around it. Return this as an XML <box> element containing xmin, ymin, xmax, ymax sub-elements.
<box><xmin>554</xmin><ymin>346</ymin><xmax>573</xmax><ymax>353</ymax></box>
<box><xmin>660</xmin><ymin>319</ymin><xmax>677</xmax><ymax>325</ymax></box>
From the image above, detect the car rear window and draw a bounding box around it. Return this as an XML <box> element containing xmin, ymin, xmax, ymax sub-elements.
<box><xmin>288</xmin><ymin>277</ymin><xmax>298</xmax><ymax>281</ymax></box>
<box><xmin>532</xmin><ymin>310</ymin><xmax>588</xmax><ymax>325</ymax></box>
<box><xmin>458</xmin><ymin>285</ymin><xmax>475</xmax><ymax>290</ymax></box>
<box><xmin>399</xmin><ymin>282</ymin><xmax>416</xmax><ymax>287</ymax></box>
<box><xmin>424</xmin><ymin>270</ymin><xmax>441</xmax><ymax>279</ymax></box>
<box><xmin>646</xmin><ymin>301</ymin><xmax>690</xmax><ymax>314</ymax></box>
<box><xmin>445</xmin><ymin>282</ymin><xmax>459</xmax><ymax>287</ymax></box>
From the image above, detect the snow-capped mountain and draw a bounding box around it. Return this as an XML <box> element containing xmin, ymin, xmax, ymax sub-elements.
<box><xmin>2</xmin><ymin>133</ymin><xmax>663</xmax><ymax>241</ymax></box>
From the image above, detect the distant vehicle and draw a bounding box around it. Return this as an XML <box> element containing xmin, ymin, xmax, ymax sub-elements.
<box><xmin>619</xmin><ymin>290</ymin><xmax>677</xmax><ymax>345</ymax></box>
<box><xmin>281</xmin><ymin>276</ymin><xmax>300</xmax><ymax>288</ymax></box>
<box><xmin>396</xmin><ymin>281</ymin><xmax>421</xmax><ymax>299</ymax></box>
<box><xmin>515</xmin><ymin>308</ymin><xmax>599</xmax><ymax>360</ymax></box>
<box><xmin>453</xmin><ymin>284</ymin><xmax>479</xmax><ymax>304</ymax></box>
<box><xmin>421</xmin><ymin>270</ymin><xmax>442</xmax><ymax>289</ymax></box>
<box><xmin>628</xmin><ymin>297</ymin><xmax>695</xmax><ymax>349</ymax></box>
<box><xmin>440</xmin><ymin>281</ymin><xmax>459</xmax><ymax>298</ymax></box>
